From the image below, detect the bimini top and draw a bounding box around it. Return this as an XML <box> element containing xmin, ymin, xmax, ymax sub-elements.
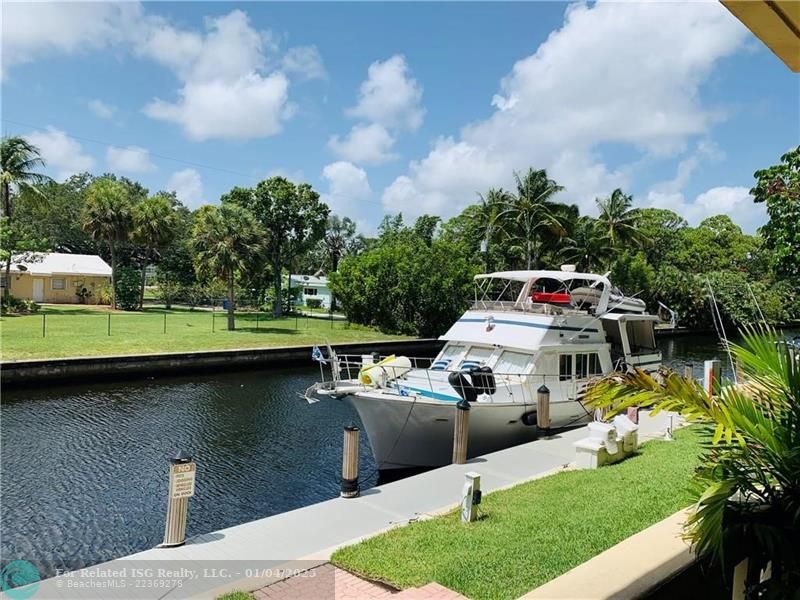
<box><xmin>474</xmin><ymin>270</ymin><xmax>610</xmax><ymax>285</ymax></box>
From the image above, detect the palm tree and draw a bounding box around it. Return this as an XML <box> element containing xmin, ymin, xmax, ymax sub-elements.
<box><xmin>585</xmin><ymin>328</ymin><xmax>800</xmax><ymax>597</ymax></box>
<box><xmin>595</xmin><ymin>189</ymin><xmax>644</xmax><ymax>249</ymax></box>
<box><xmin>560</xmin><ymin>215</ymin><xmax>613</xmax><ymax>271</ymax></box>
<box><xmin>322</xmin><ymin>215</ymin><xmax>359</xmax><ymax>312</ymax></box>
<box><xmin>191</xmin><ymin>203</ymin><xmax>264</xmax><ymax>331</ymax></box>
<box><xmin>475</xmin><ymin>188</ymin><xmax>508</xmax><ymax>272</ymax></box>
<box><xmin>82</xmin><ymin>178</ymin><xmax>133</xmax><ymax>310</ymax></box>
<box><xmin>1</xmin><ymin>136</ymin><xmax>51</xmax><ymax>302</ymax></box>
<box><xmin>497</xmin><ymin>168</ymin><xmax>567</xmax><ymax>269</ymax></box>
<box><xmin>132</xmin><ymin>195</ymin><xmax>178</xmax><ymax>309</ymax></box>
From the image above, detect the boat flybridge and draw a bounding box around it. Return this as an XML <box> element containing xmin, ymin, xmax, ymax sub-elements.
<box><xmin>307</xmin><ymin>266</ymin><xmax>663</xmax><ymax>470</ymax></box>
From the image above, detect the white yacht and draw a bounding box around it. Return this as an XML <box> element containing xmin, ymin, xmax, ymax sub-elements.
<box><xmin>308</xmin><ymin>267</ymin><xmax>662</xmax><ymax>470</ymax></box>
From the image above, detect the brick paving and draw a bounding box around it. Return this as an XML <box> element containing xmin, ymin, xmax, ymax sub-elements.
<box><xmin>253</xmin><ymin>563</ymin><xmax>467</xmax><ymax>600</ymax></box>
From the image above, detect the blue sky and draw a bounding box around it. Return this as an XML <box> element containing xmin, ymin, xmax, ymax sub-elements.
<box><xmin>2</xmin><ymin>1</ymin><xmax>797</xmax><ymax>234</ymax></box>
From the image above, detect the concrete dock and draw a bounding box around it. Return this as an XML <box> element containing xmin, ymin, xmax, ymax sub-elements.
<box><xmin>5</xmin><ymin>411</ymin><xmax>679</xmax><ymax>600</ymax></box>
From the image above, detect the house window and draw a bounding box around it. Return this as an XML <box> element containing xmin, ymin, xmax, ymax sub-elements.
<box><xmin>304</xmin><ymin>288</ymin><xmax>317</xmax><ymax>296</ymax></box>
<box><xmin>52</xmin><ymin>278</ymin><xmax>66</xmax><ymax>290</ymax></box>
<box><xmin>559</xmin><ymin>354</ymin><xmax>573</xmax><ymax>381</ymax></box>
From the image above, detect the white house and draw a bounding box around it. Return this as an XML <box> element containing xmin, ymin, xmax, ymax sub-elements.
<box><xmin>289</xmin><ymin>274</ymin><xmax>332</xmax><ymax>309</ymax></box>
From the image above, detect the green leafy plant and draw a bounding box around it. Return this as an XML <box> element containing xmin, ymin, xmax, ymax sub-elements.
<box><xmin>306</xmin><ymin>297</ymin><xmax>323</xmax><ymax>310</ymax></box>
<box><xmin>584</xmin><ymin>327</ymin><xmax>800</xmax><ymax>597</ymax></box>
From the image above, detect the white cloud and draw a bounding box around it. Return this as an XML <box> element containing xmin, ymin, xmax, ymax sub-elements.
<box><xmin>646</xmin><ymin>186</ymin><xmax>765</xmax><ymax>233</ymax></box>
<box><xmin>381</xmin><ymin>1</ymin><xmax>747</xmax><ymax>221</ymax></box>
<box><xmin>347</xmin><ymin>55</ymin><xmax>424</xmax><ymax>131</ymax></box>
<box><xmin>88</xmin><ymin>99</ymin><xmax>116</xmax><ymax>120</ymax></box>
<box><xmin>281</xmin><ymin>46</ymin><xmax>327</xmax><ymax>81</ymax></box>
<box><xmin>320</xmin><ymin>161</ymin><xmax>372</xmax><ymax>215</ymax></box>
<box><xmin>25</xmin><ymin>127</ymin><xmax>94</xmax><ymax>180</ymax></box>
<box><xmin>166</xmin><ymin>169</ymin><xmax>204</xmax><ymax>208</ymax></box>
<box><xmin>1</xmin><ymin>2</ymin><xmax>139</xmax><ymax>75</ymax></box>
<box><xmin>140</xmin><ymin>10</ymin><xmax>294</xmax><ymax>141</ymax></box>
<box><xmin>106</xmin><ymin>146</ymin><xmax>156</xmax><ymax>173</ymax></box>
<box><xmin>328</xmin><ymin>123</ymin><xmax>397</xmax><ymax>165</ymax></box>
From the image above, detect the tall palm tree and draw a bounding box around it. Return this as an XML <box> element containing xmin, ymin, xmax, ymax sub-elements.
<box><xmin>132</xmin><ymin>195</ymin><xmax>178</xmax><ymax>309</ymax></box>
<box><xmin>82</xmin><ymin>178</ymin><xmax>133</xmax><ymax>310</ymax></box>
<box><xmin>1</xmin><ymin>136</ymin><xmax>51</xmax><ymax>302</ymax></box>
<box><xmin>191</xmin><ymin>203</ymin><xmax>264</xmax><ymax>331</ymax></box>
<box><xmin>596</xmin><ymin>189</ymin><xmax>644</xmax><ymax>249</ymax></box>
<box><xmin>475</xmin><ymin>188</ymin><xmax>508</xmax><ymax>272</ymax></box>
<box><xmin>559</xmin><ymin>215</ymin><xmax>613</xmax><ymax>271</ymax></box>
<box><xmin>322</xmin><ymin>215</ymin><xmax>359</xmax><ymax>312</ymax></box>
<box><xmin>585</xmin><ymin>328</ymin><xmax>800</xmax><ymax>597</ymax></box>
<box><xmin>498</xmin><ymin>168</ymin><xmax>567</xmax><ymax>269</ymax></box>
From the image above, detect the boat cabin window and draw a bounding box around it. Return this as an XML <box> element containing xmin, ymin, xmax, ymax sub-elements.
<box><xmin>432</xmin><ymin>344</ymin><xmax>465</xmax><ymax>370</ymax></box>
<box><xmin>459</xmin><ymin>346</ymin><xmax>494</xmax><ymax>370</ymax></box>
<box><xmin>575</xmin><ymin>353</ymin><xmax>602</xmax><ymax>378</ymax></box>
<box><xmin>493</xmin><ymin>350</ymin><xmax>532</xmax><ymax>374</ymax></box>
<box><xmin>625</xmin><ymin>321</ymin><xmax>657</xmax><ymax>355</ymax></box>
<box><xmin>559</xmin><ymin>354</ymin><xmax>573</xmax><ymax>381</ymax></box>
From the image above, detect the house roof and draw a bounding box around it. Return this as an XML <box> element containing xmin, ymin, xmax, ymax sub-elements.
<box><xmin>11</xmin><ymin>253</ymin><xmax>112</xmax><ymax>277</ymax></box>
<box><xmin>290</xmin><ymin>274</ymin><xmax>329</xmax><ymax>286</ymax></box>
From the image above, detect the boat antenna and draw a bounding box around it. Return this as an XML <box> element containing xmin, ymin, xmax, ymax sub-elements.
<box><xmin>746</xmin><ymin>283</ymin><xmax>768</xmax><ymax>326</ymax></box>
<box><xmin>705</xmin><ymin>278</ymin><xmax>737</xmax><ymax>384</ymax></box>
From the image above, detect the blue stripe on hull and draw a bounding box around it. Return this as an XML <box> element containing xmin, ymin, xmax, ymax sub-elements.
<box><xmin>458</xmin><ymin>317</ymin><xmax>598</xmax><ymax>333</ymax></box>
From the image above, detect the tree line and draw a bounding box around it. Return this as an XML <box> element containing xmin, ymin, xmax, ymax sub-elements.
<box><xmin>2</xmin><ymin>135</ymin><xmax>798</xmax><ymax>334</ymax></box>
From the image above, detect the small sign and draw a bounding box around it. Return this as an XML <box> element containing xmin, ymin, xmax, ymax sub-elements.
<box><xmin>170</xmin><ymin>462</ymin><xmax>196</xmax><ymax>499</ymax></box>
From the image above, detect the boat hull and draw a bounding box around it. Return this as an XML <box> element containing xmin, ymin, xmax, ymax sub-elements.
<box><xmin>347</xmin><ymin>393</ymin><xmax>591</xmax><ymax>469</ymax></box>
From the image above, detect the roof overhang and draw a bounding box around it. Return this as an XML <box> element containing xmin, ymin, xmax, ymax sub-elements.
<box><xmin>722</xmin><ymin>0</ymin><xmax>800</xmax><ymax>72</ymax></box>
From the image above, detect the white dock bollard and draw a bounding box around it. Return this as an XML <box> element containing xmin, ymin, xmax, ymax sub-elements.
<box><xmin>683</xmin><ymin>363</ymin><xmax>693</xmax><ymax>380</ymax></box>
<box><xmin>341</xmin><ymin>424</ymin><xmax>360</xmax><ymax>498</ymax></box>
<box><xmin>461</xmin><ymin>472</ymin><xmax>481</xmax><ymax>523</ymax></box>
<box><xmin>704</xmin><ymin>359</ymin><xmax>721</xmax><ymax>399</ymax></box>
<box><xmin>160</xmin><ymin>450</ymin><xmax>196</xmax><ymax>548</ymax></box>
<box><xmin>452</xmin><ymin>399</ymin><xmax>471</xmax><ymax>465</ymax></box>
<box><xmin>536</xmin><ymin>385</ymin><xmax>551</xmax><ymax>431</ymax></box>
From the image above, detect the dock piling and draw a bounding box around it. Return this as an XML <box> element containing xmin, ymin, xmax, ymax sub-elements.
<box><xmin>159</xmin><ymin>451</ymin><xmax>196</xmax><ymax>548</ymax></box>
<box><xmin>341</xmin><ymin>424</ymin><xmax>360</xmax><ymax>498</ymax></box>
<box><xmin>452</xmin><ymin>399</ymin><xmax>471</xmax><ymax>465</ymax></box>
<box><xmin>704</xmin><ymin>359</ymin><xmax>721</xmax><ymax>399</ymax></box>
<box><xmin>536</xmin><ymin>385</ymin><xmax>551</xmax><ymax>431</ymax></box>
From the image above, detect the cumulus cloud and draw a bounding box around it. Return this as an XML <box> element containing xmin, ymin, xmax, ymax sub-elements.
<box><xmin>88</xmin><ymin>99</ymin><xmax>117</xmax><ymax>120</ymax></box>
<box><xmin>381</xmin><ymin>1</ymin><xmax>748</xmax><ymax>221</ymax></box>
<box><xmin>347</xmin><ymin>55</ymin><xmax>424</xmax><ymax>131</ymax></box>
<box><xmin>166</xmin><ymin>169</ymin><xmax>204</xmax><ymax>208</ymax></box>
<box><xmin>646</xmin><ymin>186</ymin><xmax>766</xmax><ymax>234</ymax></box>
<box><xmin>141</xmin><ymin>10</ymin><xmax>293</xmax><ymax>141</ymax></box>
<box><xmin>281</xmin><ymin>46</ymin><xmax>327</xmax><ymax>81</ymax></box>
<box><xmin>106</xmin><ymin>145</ymin><xmax>156</xmax><ymax>173</ymax></box>
<box><xmin>320</xmin><ymin>161</ymin><xmax>372</xmax><ymax>215</ymax></box>
<box><xmin>25</xmin><ymin>127</ymin><xmax>94</xmax><ymax>180</ymax></box>
<box><xmin>328</xmin><ymin>123</ymin><xmax>397</xmax><ymax>165</ymax></box>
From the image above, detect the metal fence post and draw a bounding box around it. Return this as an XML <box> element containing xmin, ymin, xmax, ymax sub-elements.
<box><xmin>42</xmin><ymin>313</ymin><xmax>46</xmax><ymax>338</ymax></box>
<box><xmin>159</xmin><ymin>451</ymin><xmax>196</xmax><ymax>548</ymax></box>
<box><xmin>256</xmin><ymin>311</ymin><xmax>259</xmax><ymax>330</ymax></box>
<box><xmin>341</xmin><ymin>424</ymin><xmax>360</xmax><ymax>498</ymax></box>
<box><xmin>163</xmin><ymin>312</ymin><xmax>167</xmax><ymax>334</ymax></box>
<box><xmin>212</xmin><ymin>310</ymin><xmax>215</xmax><ymax>333</ymax></box>
<box><xmin>452</xmin><ymin>399</ymin><xmax>471</xmax><ymax>464</ymax></box>
<box><xmin>107</xmin><ymin>313</ymin><xmax>111</xmax><ymax>336</ymax></box>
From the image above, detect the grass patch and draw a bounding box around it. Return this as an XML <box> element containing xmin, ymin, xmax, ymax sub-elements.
<box><xmin>332</xmin><ymin>428</ymin><xmax>702</xmax><ymax>600</ymax></box>
<box><xmin>216</xmin><ymin>592</ymin><xmax>252</xmax><ymax>600</ymax></box>
<box><xmin>0</xmin><ymin>305</ymin><xmax>409</xmax><ymax>360</ymax></box>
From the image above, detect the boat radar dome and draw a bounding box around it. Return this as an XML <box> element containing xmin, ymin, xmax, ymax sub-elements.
<box><xmin>560</xmin><ymin>264</ymin><xmax>576</xmax><ymax>272</ymax></box>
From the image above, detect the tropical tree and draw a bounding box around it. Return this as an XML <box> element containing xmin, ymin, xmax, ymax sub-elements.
<box><xmin>559</xmin><ymin>216</ymin><xmax>613</xmax><ymax>271</ymax></box>
<box><xmin>498</xmin><ymin>168</ymin><xmax>567</xmax><ymax>269</ymax></box>
<box><xmin>0</xmin><ymin>136</ymin><xmax>52</xmax><ymax>302</ymax></box>
<box><xmin>475</xmin><ymin>188</ymin><xmax>508</xmax><ymax>272</ymax></box>
<box><xmin>82</xmin><ymin>178</ymin><xmax>134</xmax><ymax>309</ymax></box>
<box><xmin>585</xmin><ymin>328</ymin><xmax>800</xmax><ymax>597</ymax></box>
<box><xmin>595</xmin><ymin>188</ymin><xmax>643</xmax><ymax>249</ymax></box>
<box><xmin>191</xmin><ymin>203</ymin><xmax>264</xmax><ymax>330</ymax></box>
<box><xmin>751</xmin><ymin>146</ymin><xmax>800</xmax><ymax>281</ymax></box>
<box><xmin>223</xmin><ymin>177</ymin><xmax>329</xmax><ymax>316</ymax></box>
<box><xmin>131</xmin><ymin>195</ymin><xmax>179</xmax><ymax>309</ymax></box>
<box><xmin>321</xmin><ymin>215</ymin><xmax>362</xmax><ymax>312</ymax></box>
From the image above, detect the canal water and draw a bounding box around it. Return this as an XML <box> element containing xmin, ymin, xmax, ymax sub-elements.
<box><xmin>1</xmin><ymin>331</ymin><xmax>794</xmax><ymax>577</ymax></box>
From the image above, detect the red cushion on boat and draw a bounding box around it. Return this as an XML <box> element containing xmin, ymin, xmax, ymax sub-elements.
<box><xmin>531</xmin><ymin>292</ymin><xmax>571</xmax><ymax>304</ymax></box>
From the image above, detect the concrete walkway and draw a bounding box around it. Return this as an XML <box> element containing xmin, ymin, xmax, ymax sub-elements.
<box><xmin>6</xmin><ymin>412</ymin><xmax>678</xmax><ymax>600</ymax></box>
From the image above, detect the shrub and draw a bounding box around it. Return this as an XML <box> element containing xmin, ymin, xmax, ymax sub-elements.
<box><xmin>306</xmin><ymin>298</ymin><xmax>323</xmax><ymax>309</ymax></box>
<box><xmin>114</xmin><ymin>266</ymin><xmax>141</xmax><ymax>311</ymax></box>
<box><xmin>96</xmin><ymin>282</ymin><xmax>113</xmax><ymax>305</ymax></box>
<box><xmin>24</xmin><ymin>300</ymin><xmax>40</xmax><ymax>313</ymax></box>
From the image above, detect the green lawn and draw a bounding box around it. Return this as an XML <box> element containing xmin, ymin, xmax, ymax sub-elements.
<box><xmin>0</xmin><ymin>304</ymin><xmax>408</xmax><ymax>360</ymax></box>
<box><xmin>333</xmin><ymin>428</ymin><xmax>703</xmax><ymax>600</ymax></box>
